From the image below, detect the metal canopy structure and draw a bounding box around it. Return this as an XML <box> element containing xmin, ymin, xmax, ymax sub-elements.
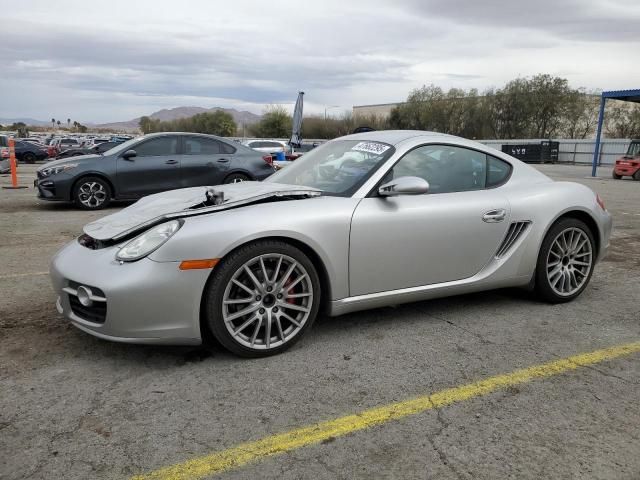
<box><xmin>592</xmin><ymin>89</ymin><xmax>640</xmax><ymax>176</ymax></box>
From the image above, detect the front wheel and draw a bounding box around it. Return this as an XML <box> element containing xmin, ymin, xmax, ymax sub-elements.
<box><xmin>223</xmin><ymin>172</ymin><xmax>250</xmax><ymax>184</ymax></box>
<box><xmin>633</xmin><ymin>170</ymin><xmax>640</xmax><ymax>181</ymax></box>
<box><xmin>535</xmin><ymin>218</ymin><xmax>595</xmax><ymax>303</ymax></box>
<box><xmin>23</xmin><ymin>152</ymin><xmax>36</xmax><ymax>164</ymax></box>
<box><xmin>612</xmin><ymin>170</ymin><xmax>622</xmax><ymax>180</ymax></box>
<box><xmin>73</xmin><ymin>176</ymin><xmax>112</xmax><ymax>210</ymax></box>
<box><xmin>204</xmin><ymin>240</ymin><xmax>321</xmax><ymax>357</ymax></box>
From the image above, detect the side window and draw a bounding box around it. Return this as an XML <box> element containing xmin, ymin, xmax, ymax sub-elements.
<box><xmin>390</xmin><ymin>145</ymin><xmax>488</xmax><ymax>194</ymax></box>
<box><xmin>135</xmin><ymin>136</ymin><xmax>178</xmax><ymax>157</ymax></box>
<box><xmin>183</xmin><ymin>137</ymin><xmax>221</xmax><ymax>155</ymax></box>
<box><xmin>219</xmin><ymin>141</ymin><xmax>236</xmax><ymax>154</ymax></box>
<box><xmin>486</xmin><ymin>155</ymin><xmax>512</xmax><ymax>187</ymax></box>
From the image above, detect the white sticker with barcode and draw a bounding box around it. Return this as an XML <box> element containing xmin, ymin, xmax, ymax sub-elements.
<box><xmin>351</xmin><ymin>142</ymin><xmax>390</xmax><ymax>155</ymax></box>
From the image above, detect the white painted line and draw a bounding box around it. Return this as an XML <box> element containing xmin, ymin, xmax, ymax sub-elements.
<box><xmin>0</xmin><ymin>271</ymin><xmax>48</xmax><ymax>279</ymax></box>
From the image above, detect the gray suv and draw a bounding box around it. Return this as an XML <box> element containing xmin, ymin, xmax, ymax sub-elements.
<box><xmin>35</xmin><ymin>132</ymin><xmax>275</xmax><ymax>209</ymax></box>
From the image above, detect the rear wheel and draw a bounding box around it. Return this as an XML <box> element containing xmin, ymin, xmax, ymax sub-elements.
<box><xmin>612</xmin><ymin>170</ymin><xmax>622</xmax><ymax>180</ymax></box>
<box><xmin>633</xmin><ymin>170</ymin><xmax>640</xmax><ymax>181</ymax></box>
<box><xmin>223</xmin><ymin>172</ymin><xmax>250</xmax><ymax>184</ymax></box>
<box><xmin>535</xmin><ymin>218</ymin><xmax>595</xmax><ymax>303</ymax></box>
<box><xmin>204</xmin><ymin>240</ymin><xmax>320</xmax><ymax>357</ymax></box>
<box><xmin>73</xmin><ymin>176</ymin><xmax>112</xmax><ymax>210</ymax></box>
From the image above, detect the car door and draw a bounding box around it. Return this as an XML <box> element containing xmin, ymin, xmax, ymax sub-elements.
<box><xmin>115</xmin><ymin>135</ymin><xmax>180</xmax><ymax>198</ymax></box>
<box><xmin>349</xmin><ymin>144</ymin><xmax>512</xmax><ymax>296</ymax></box>
<box><xmin>179</xmin><ymin>136</ymin><xmax>234</xmax><ymax>187</ymax></box>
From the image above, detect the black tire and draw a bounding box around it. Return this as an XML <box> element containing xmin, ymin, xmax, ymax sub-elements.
<box><xmin>204</xmin><ymin>240</ymin><xmax>321</xmax><ymax>357</ymax></box>
<box><xmin>72</xmin><ymin>176</ymin><xmax>112</xmax><ymax>210</ymax></box>
<box><xmin>535</xmin><ymin>218</ymin><xmax>595</xmax><ymax>303</ymax></box>
<box><xmin>612</xmin><ymin>170</ymin><xmax>622</xmax><ymax>180</ymax></box>
<box><xmin>633</xmin><ymin>170</ymin><xmax>640</xmax><ymax>181</ymax></box>
<box><xmin>223</xmin><ymin>172</ymin><xmax>250</xmax><ymax>184</ymax></box>
<box><xmin>23</xmin><ymin>152</ymin><xmax>36</xmax><ymax>164</ymax></box>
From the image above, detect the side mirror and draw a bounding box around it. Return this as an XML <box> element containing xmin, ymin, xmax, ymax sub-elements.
<box><xmin>378</xmin><ymin>176</ymin><xmax>429</xmax><ymax>196</ymax></box>
<box><xmin>122</xmin><ymin>149</ymin><xmax>137</xmax><ymax>160</ymax></box>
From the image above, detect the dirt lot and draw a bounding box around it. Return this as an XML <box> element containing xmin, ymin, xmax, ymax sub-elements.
<box><xmin>1</xmin><ymin>163</ymin><xmax>639</xmax><ymax>480</ymax></box>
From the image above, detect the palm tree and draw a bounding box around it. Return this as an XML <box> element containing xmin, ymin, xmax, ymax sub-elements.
<box><xmin>51</xmin><ymin>118</ymin><xmax>55</xmax><ymax>129</ymax></box>
<box><xmin>73</xmin><ymin>121</ymin><xmax>79</xmax><ymax>132</ymax></box>
<box><xmin>56</xmin><ymin>120</ymin><xmax>61</xmax><ymax>128</ymax></box>
<box><xmin>67</xmin><ymin>118</ymin><xmax>71</xmax><ymax>129</ymax></box>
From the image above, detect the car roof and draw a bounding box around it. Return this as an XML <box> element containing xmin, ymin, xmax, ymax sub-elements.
<box><xmin>336</xmin><ymin>130</ymin><xmax>460</xmax><ymax>146</ymax></box>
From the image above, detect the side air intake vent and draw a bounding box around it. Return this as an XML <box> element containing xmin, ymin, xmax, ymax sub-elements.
<box><xmin>495</xmin><ymin>221</ymin><xmax>531</xmax><ymax>258</ymax></box>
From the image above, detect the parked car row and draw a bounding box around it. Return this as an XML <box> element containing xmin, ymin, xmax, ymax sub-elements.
<box><xmin>0</xmin><ymin>135</ymin><xmax>49</xmax><ymax>163</ymax></box>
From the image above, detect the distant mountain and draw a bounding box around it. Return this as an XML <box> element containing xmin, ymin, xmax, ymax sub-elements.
<box><xmin>1</xmin><ymin>107</ymin><xmax>262</xmax><ymax>132</ymax></box>
<box><xmin>95</xmin><ymin>107</ymin><xmax>262</xmax><ymax>132</ymax></box>
<box><xmin>0</xmin><ymin>117</ymin><xmax>53</xmax><ymax>127</ymax></box>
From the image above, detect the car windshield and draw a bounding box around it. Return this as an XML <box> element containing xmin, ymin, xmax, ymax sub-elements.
<box><xmin>101</xmin><ymin>136</ymin><xmax>143</xmax><ymax>156</ymax></box>
<box><xmin>265</xmin><ymin>139</ymin><xmax>395</xmax><ymax>196</ymax></box>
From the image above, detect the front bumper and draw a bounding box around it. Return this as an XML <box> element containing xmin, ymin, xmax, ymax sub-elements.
<box><xmin>50</xmin><ymin>240</ymin><xmax>208</xmax><ymax>345</ymax></box>
<box><xmin>35</xmin><ymin>178</ymin><xmax>64</xmax><ymax>200</ymax></box>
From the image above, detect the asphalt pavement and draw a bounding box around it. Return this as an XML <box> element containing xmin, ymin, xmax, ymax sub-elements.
<box><xmin>1</xmin><ymin>162</ymin><xmax>639</xmax><ymax>480</ymax></box>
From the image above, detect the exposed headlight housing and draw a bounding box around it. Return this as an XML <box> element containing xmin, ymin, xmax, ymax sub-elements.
<box><xmin>40</xmin><ymin>163</ymin><xmax>78</xmax><ymax>177</ymax></box>
<box><xmin>116</xmin><ymin>220</ymin><xmax>182</xmax><ymax>262</ymax></box>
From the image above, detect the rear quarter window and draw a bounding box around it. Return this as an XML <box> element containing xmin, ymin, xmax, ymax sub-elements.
<box><xmin>486</xmin><ymin>156</ymin><xmax>512</xmax><ymax>187</ymax></box>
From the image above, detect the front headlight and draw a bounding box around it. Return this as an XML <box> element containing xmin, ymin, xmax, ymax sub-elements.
<box><xmin>116</xmin><ymin>220</ymin><xmax>182</xmax><ymax>262</ymax></box>
<box><xmin>40</xmin><ymin>163</ymin><xmax>78</xmax><ymax>177</ymax></box>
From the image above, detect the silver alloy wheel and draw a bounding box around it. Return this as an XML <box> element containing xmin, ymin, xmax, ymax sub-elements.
<box><xmin>78</xmin><ymin>181</ymin><xmax>107</xmax><ymax>208</ymax></box>
<box><xmin>546</xmin><ymin>227</ymin><xmax>593</xmax><ymax>296</ymax></box>
<box><xmin>232</xmin><ymin>177</ymin><xmax>244</xmax><ymax>183</ymax></box>
<box><xmin>222</xmin><ymin>254</ymin><xmax>313</xmax><ymax>350</ymax></box>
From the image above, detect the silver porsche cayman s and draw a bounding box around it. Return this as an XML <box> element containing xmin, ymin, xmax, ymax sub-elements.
<box><xmin>50</xmin><ymin>131</ymin><xmax>612</xmax><ymax>357</ymax></box>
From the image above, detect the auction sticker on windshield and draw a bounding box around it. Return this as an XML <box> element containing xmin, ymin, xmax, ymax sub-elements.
<box><xmin>352</xmin><ymin>142</ymin><xmax>391</xmax><ymax>155</ymax></box>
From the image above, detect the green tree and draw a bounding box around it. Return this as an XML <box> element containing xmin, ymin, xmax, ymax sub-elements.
<box><xmin>139</xmin><ymin>111</ymin><xmax>237</xmax><ymax>136</ymax></box>
<box><xmin>605</xmin><ymin>102</ymin><xmax>640</xmax><ymax>138</ymax></box>
<box><xmin>251</xmin><ymin>105</ymin><xmax>292</xmax><ymax>138</ymax></box>
<box><xmin>561</xmin><ymin>90</ymin><xmax>600</xmax><ymax>139</ymax></box>
<box><xmin>139</xmin><ymin>116</ymin><xmax>152</xmax><ymax>134</ymax></box>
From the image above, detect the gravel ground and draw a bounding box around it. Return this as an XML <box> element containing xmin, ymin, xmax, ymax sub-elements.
<box><xmin>1</xmin><ymin>162</ymin><xmax>639</xmax><ymax>480</ymax></box>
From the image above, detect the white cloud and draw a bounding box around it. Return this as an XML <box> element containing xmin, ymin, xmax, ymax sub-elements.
<box><xmin>1</xmin><ymin>0</ymin><xmax>639</xmax><ymax>123</ymax></box>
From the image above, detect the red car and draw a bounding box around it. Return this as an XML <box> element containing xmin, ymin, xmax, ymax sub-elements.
<box><xmin>613</xmin><ymin>140</ymin><xmax>640</xmax><ymax>180</ymax></box>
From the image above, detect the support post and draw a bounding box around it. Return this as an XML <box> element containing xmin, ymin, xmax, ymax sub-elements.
<box><xmin>591</xmin><ymin>95</ymin><xmax>606</xmax><ymax>177</ymax></box>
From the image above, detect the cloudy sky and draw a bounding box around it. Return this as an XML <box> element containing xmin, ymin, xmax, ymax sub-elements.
<box><xmin>2</xmin><ymin>0</ymin><xmax>639</xmax><ymax>123</ymax></box>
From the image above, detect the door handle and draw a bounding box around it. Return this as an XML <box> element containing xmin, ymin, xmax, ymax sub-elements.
<box><xmin>482</xmin><ymin>209</ymin><xmax>506</xmax><ymax>223</ymax></box>
<box><xmin>217</xmin><ymin>158</ymin><xmax>229</xmax><ymax>163</ymax></box>
<box><xmin>165</xmin><ymin>159</ymin><xmax>178</xmax><ymax>165</ymax></box>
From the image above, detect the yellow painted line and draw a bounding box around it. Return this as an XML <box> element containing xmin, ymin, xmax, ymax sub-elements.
<box><xmin>132</xmin><ymin>341</ymin><xmax>640</xmax><ymax>480</ymax></box>
<box><xmin>0</xmin><ymin>271</ymin><xmax>48</xmax><ymax>279</ymax></box>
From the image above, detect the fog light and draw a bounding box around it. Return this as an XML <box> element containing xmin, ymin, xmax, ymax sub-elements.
<box><xmin>76</xmin><ymin>286</ymin><xmax>94</xmax><ymax>307</ymax></box>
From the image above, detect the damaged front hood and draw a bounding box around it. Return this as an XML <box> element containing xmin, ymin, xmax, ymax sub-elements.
<box><xmin>83</xmin><ymin>182</ymin><xmax>321</xmax><ymax>241</ymax></box>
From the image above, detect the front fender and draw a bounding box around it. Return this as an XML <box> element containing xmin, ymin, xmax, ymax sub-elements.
<box><xmin>149</xmin><ymin>196</ymin><xmax>361</xmax><ymax>300</ymax></box>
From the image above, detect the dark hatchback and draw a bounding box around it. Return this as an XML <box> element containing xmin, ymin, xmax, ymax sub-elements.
<box><xmin>35</xmin><ymin>132</ymin><xmax>275</xmax><ymax>209</ymax></box>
